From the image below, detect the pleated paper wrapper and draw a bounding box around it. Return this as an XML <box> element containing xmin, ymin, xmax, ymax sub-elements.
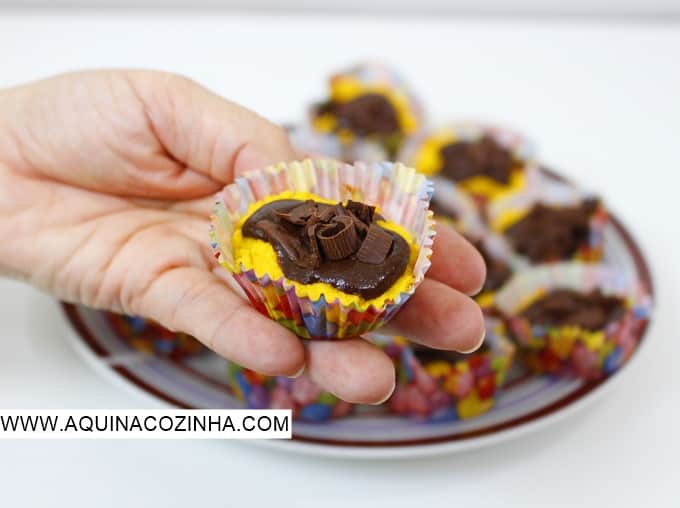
<box><xmin>210</xmin><ymin>159</ymin><xmax>436</xmax><ymax>339</ymax></box>
<box><xmin>495</xmin><ymin>262</ymin><xmax>652</xmax><ymax>380</ymax></box>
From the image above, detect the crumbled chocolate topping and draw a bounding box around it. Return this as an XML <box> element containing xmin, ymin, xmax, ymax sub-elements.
<box><xmin>440</xmin><ymin>135</ymin><xmax>519</xmax><ymax>185</ymax></box>
<box><xmin>520</xmin><ymin>289</ymin><xmax>626</xmax><ymax>331</ymax></box>
<box><xmin>242</xmin><ymin>199</ymin><xmax>410</xmax><ymax>299</ymax></box>
<box><xmin>504</xmin><ymin>199</ymin><xmax>599</xmax><ymax>263</ymax></box>
<box><xmin>316</xmin><ymin>93</ymin><xmax>400</xmax><ymax>137</ymax></box>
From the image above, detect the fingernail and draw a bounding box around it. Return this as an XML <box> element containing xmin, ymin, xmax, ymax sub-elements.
<box><xmin>458</xmin><ymin>327</ymin><xmax>486</xmax><ymax>354</ymax></box>
<box><xmin>371</xmin><ymin>378</ymin><xmax>396</xmax><ymax>405</ymax></box>
<box><xmin>287</xmin><ymin>364</ymin><xmax>306</xmax><ymax>379</ymax></box>
<box><xmin>469</xmin><ymin>281</ymin><xmax>485</xmax><ymax>297</ymax></box>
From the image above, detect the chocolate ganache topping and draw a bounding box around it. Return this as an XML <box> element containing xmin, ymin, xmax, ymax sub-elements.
<box><xmin>520</xmin><ymin>289</ymin><xmax>626</xmax><ymax>331</ymax></box>
<box><xmin>504</xmin><ymin>199</ymin><xmax>599</xmax><ymax>263</ymax></box>
<box><xmin>316</xmin><ymin>94</ymin><xmax>400</xmax><ymax>137</ymax></box>
<box><xmin>242</xmin><ymin>199</ymin><xmax>410</xmax><ymax>299</ymax></box>
<box><xmin>440</xmin><ymin>135</ymin><xmax>520</xmax><ymax>185</ymax></box>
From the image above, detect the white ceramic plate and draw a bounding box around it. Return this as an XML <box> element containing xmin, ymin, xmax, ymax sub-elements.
<box><xmin>60</xmin><ymin>211</ymin><xmax>653</xmax><ymax>459</ymax></box>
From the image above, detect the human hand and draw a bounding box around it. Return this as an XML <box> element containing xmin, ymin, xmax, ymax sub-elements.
<box><xmin>0</xmin><ymin>70</ymin><xmax>486</xmax><ymax>404</ymax></box>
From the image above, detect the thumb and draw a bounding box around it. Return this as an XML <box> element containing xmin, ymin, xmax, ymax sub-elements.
<box><xmin>130</xmin><ymin>70</ymin><xmax>297</xmax><ymax>183</ymax></box>
<box><xmin>0</xmin><ymin>70</ymin><xmax>296</xmax><ymax>199</ymax></box>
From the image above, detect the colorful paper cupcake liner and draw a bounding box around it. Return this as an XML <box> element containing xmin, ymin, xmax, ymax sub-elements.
<box><xmin>495</xmin><ymin>262</ymin><xmax>652</xmax><ymax>380</ymax></box>
<box><xmin>210</xmin><ymin>159</ymin><xmax>436</xmax><ymax>339</ymax></box>
<box><xmin>372</xmin><ymin>318</ymin><xmax>516</xmax><ymax>422</ymax></box>
<box><xmin>106</xmin><ymin>313</ymin><xmax>204</xmax><ymax>359</ymax></box>
<box><xmin>226</xmin><ymin>363</ymin><xmax>354</xmax><ymax>423</ymax></box>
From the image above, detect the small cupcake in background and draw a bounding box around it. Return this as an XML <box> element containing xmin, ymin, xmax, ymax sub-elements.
<box><xmin>495</xmin><ymin>262</ymin><xmax>652</xmax><ymax>380</ymax></box>
<box><xmin>310</xmin><ymin>63</ymin><xmax>425</xmax><ymax>158</ymax></box>
<box><xmin>210</xmin><ymin>159</ymin><xmax>435</xmax><ymax>340</ymax></box>
<box><xmin>227</xmin><ymin>363</ymin><xmax>353</xmax><ymax>422</ymax></box>
<box><xmin>399</xmin><ymin>123</ymin><xmax>536</xmax><ymax>203</ymax></box>
<box><xmin>487</xmin><ymin>177</ymin><xmax>608</xmax><ymax>265</ymax></box>
<box><xmin>378</xmin><ymin>320</ymin><xmax>516</xmax><ymax>422</ymax></box>
<box><xmin>106</xmin><ymin>313</ymin><xmax>204</xmax><ymax>359</ymax></box>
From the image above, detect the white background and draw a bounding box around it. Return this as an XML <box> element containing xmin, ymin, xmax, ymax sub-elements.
<box><xmin>0</xmin><ymin>10</ymin><xmax>679</xmax><ymax>507</ymax></box>
<box><xmin>2</xmin><ymin>0</ymin><xmax>680</xmax><ymax>16</ymax></box>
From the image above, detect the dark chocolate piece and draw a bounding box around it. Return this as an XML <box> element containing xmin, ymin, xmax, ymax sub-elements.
<box><xmin>316</xmin><ymin>93</ymin><xmax>400</xmax><ymax>137</ymax></box>
<box><xmin>504</xmin><ymin>199</ymin><xmax>599</xmax><ymax>263</ymax></box>
<box><xmin>317</xmin><ymin>215</ymin><xmax>360</xmax><ymax>260</ymax></box>
<box><xmin>346</xmin><ymin>200</ymin><xmax>376</xmax><ymax>224</ymax></box>
<box><xmin>242</xmin><ymin>199</ymin><xmax>410</xmax><ymax>299</ymax></box>
<box><xmin>440</xmin><ymin>135</ymin><xmax>519</xmax><ymax>185</ymax></box>
<box><xmin>274</xmin><ymin>200</ymin><xmax>318</xmax><ymax>226</ymax></box>
<box><xmin>357</xmin><ymin>224</ymin><xmax>394</xmax><ymax>264</ymax></box>
<box><xmin>519</xmin><ymin>288</ymin><xmax>626</xmax><ymax>331</ymax></box>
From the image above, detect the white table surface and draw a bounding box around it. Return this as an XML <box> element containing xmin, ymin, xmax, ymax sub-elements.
<box><xmin>0</xmin><ymin>10</ymin><xmax>678</xmax><ymax>507</ymax></box>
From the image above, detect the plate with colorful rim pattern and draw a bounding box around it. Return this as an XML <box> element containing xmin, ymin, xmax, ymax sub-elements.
<box><xmin>60</xmin><ymin>210</ymin><xmax>652</xmax><ymax>459</ymax></box>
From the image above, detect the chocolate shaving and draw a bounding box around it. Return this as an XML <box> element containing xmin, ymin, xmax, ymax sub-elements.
<box><xmin>357</xmin><ymin>224</ymin><xmax>394</xmax><ymax>264</ymax></box>
<box><xmin>317</xmin><ymin>206</ymin><xmax>336</xmax><ymax>223</ymax></box>
<box><xmin>346</xmin><ymin>200</ymin><xmax>376</xmax><ymax>225</ymax></box>
<box><xmin>255</xmin><ymin>219</ymin><xmax>317</xmax><ymax>269</ymax></box>
<box><xmin>275</xmin><ymin>200</ymin><xmax>318</xmax><ymax>226</ymax></box>
<box><xmin>302</xmin><ymin>215</ymin><xmax>322</xmax><ymax>269</ymax></box>
<box><xmin>317</xmin><ymin>216</ymin><xmax>360</xmax><ymax>260</ymax></box>
<box><xmin>346</xmin><ymin>210</ymin><xmax>369</xmax><ymax>236</ymax></box>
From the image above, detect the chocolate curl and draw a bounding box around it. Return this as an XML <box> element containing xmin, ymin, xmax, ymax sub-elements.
<box><xmin>256</xmin><ymin>219</ymin><xmax>318</xmax><ymax>269</ymax></box>
<box><xmin>274</xmin><ymin>200</ymin><xmax>318</xmax><ymax>226</ymax></box>
<box><xmin>346</xmin><ymin>210</ymin><xmax>369</xmax><ymax>236</ymax></box>
<box><xmin>303</xmin><ymin>215</ymin><xmax>322</xmax><ymax>269</ymax></box>
<box><xmin>357</xmin><ymin>224</ymin><xmax>394</xmax><ymax>264</ymax></box>
<box><xmin>346</xmin><ymin>200</ymin><xmax>376</xmax><ymax>224</ymax></box>
<box><xmin>317</xmin><ymin>216</ymin><xmax>360</xmax><ymax>260</ymax></box>
<box><xmin>317</xmin><ymin>206</ymin><xmax>336</xmax><ymax>223</ymax></box>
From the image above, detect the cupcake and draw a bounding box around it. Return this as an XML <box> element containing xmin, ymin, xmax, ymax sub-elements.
<box><xmin>106</xmin><ymin>313</ymin><xmax>204</xmax><ymax>359</ymax></box>
<box><xmin>488</xmin><ymin>178</ymin><xmax>608</xmax><ymax>265</ymax></box>
<box><xmin>286</xmin><ymin>123</ymin><xmax>388</xmax><ymax>164</ymax></box>
<box><xmin>210</xmin><ymin>159</ymin><xmax>435</xmax><ymax>339</ymax></box>
<box><xmin>377</xmin><ymin>319</ymin><xmax>516</xmax><ymax>422</ymax></box>
<box><xmin>399</xmin><ymin>123</ymin><xmax>536</xmax><ymax>203</ymax></box>
<box><xmin>496</xmin><ymin>262</ymin><xmax>652</xmax><ymax>380</ymax></box>
<box><xmin>310</xmin><ymin>63</ymin><xmax>424</xmax><ymax>158</ymax></box>
<box><xmin>227</xmin><ymin>363</ymin><xmax>353</xmax><ymax>422</ymax></box>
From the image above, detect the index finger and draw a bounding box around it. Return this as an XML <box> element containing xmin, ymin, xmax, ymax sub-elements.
<box><xmin>427</xmin><ymin>222</ymin><xmax>486</xmax><ymax>296</ymax></box>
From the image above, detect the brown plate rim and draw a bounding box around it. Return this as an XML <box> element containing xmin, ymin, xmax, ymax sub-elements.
<box><xmin>59</xmin><ymin>210</ymin><xmax>653</xmax><ymax>449</ymax></box>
